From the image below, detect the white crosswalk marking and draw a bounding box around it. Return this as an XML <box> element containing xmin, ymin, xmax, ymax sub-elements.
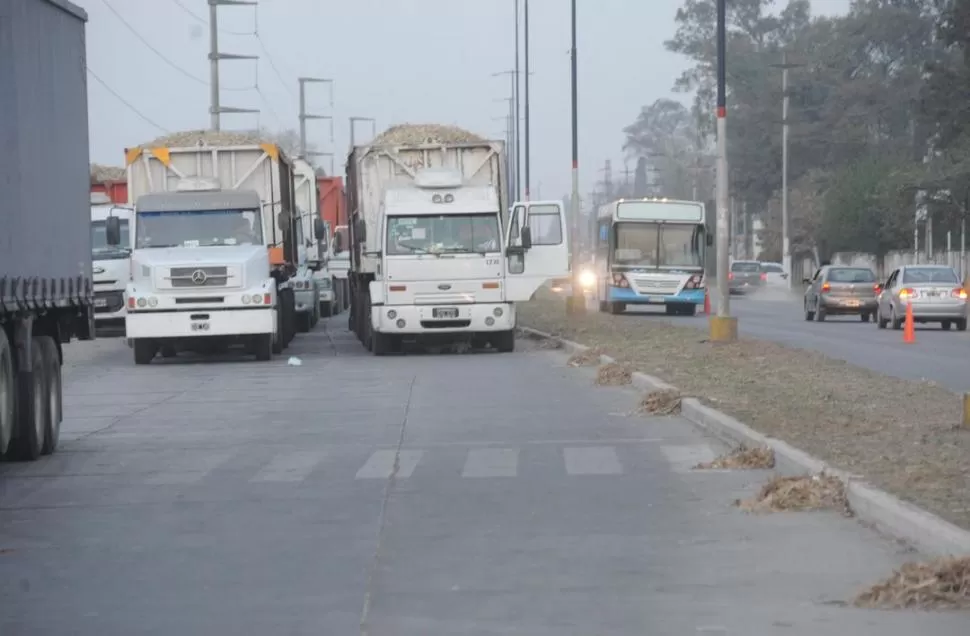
<box><xmin>661</xmin><ymin>444</ymin><xmax>717</xmax><ymax>473</ymax></box>
<box><xmin>355</xmin><ymin>449</ymin><xmax>423</xmax><ymax>480</ymax></box>
<box><xmin>462</xmin><ymin>448</ymin><xmax>519</xmax><ymax>478</ymax></box>
<box><xmin>563</xmin><ymin>446</ymin><xmax>623</xmax><ymax>475</ymax></box>
<box><xmin>250</xmin><ymin>451</ymin><xmax>325</xmax><ymax>483</ymax></box>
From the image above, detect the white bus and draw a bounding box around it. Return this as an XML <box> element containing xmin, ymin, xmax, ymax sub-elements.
<box><xmin>594</xmin><ymin>198</ymin><xmax>711</xmax><ymax>315</ymax></box>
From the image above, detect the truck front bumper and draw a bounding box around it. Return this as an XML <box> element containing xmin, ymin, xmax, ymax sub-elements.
<box><xmin>372</xmin><ymin>303</ymin><xmax>515</xmax><ymax>334</ymax></box>
<box><xmin>126</xmin><ymin>307</ymin><xmax>276</xmax><ymax>339</ymax></box>
<box><xmin>294</xmin><ymin>289</ymin><xmax>316</xmax><ymax>314</ymax></box>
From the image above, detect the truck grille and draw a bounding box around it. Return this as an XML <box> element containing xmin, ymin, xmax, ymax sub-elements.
<box><xmin>168</xmin><ymin>266</ymin><xmax>230</xmax><ymax>288</ymax></box>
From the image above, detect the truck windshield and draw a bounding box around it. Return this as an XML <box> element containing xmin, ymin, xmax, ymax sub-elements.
<box><xmin>91</xmin><ymin>219</ymin><xmax>130</xmax><ymax>260</ymax></box>
<box><xmin>613</xmin><ymin>222</ymin><xmax>704</xmax><ymax>268</ymax></box>
<box><xmin>387</xmin><ymin>213</ymin><xmax>500</xmax><ymax>255</ymax></box>
<box><xmin>135</xmin><ymin>209</ymin><xmax>263</xmax><ymax>248</ymax></box>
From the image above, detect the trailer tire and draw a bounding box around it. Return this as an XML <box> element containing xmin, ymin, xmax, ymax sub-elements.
<box><xmin>320</xmin><ymin>301</ymin><xmax>332</xmax><ymax>318</ymax></box>
<box><xmin>0</xmin><ymin>330</ymin><xmax>15</xmax><ymax>456</ymax></box>
<box><xmin>297</xmin><ymin>311</ymin><xmax>312</xmax><ymax>333</ymax></box>
<box><xmin>37</xmin><ymin>336</ymin><xmax>61</xmax><ymax>455</ymax></box>
<box><xmin>9</xmin><ymin>337</ymin><xmax>49</xmax><ymax>461</ymax></box>
<box><xmin>133</xmin><ymin>339</ymin><xmax>156</xmax><ymax>365</ymax></box>
<box><xmin>254</xmin><ymin>334</ymin><xmax>273</xmax><ymax>361</ymax></box>
<box><xmin>493</xmin><ymin>330</ymin><xmax>515</xmax><ymax>353</ymax></box>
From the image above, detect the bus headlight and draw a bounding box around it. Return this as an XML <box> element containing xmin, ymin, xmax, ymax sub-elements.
<box><xmin>578</xmin><ymin>269</ymin><xmax>596</xmax><ymax>290</ymax></box>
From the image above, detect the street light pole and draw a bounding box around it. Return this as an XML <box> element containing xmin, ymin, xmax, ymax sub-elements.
<box><xmin>711</xmin><ymin>0</ymin><xmax>736</xmax><ymax>341</ymax></box>
<box><xmin>514</xmin><ymin>0</ymin><xmax>522</xmax><ymax>201</ymax></box>
<box><xmin>771</xmin><ymin>53</ymin><xmax>803</xmax><ymax>290</ymax></box>
<box><xmin>523</xmin><ymin>0</ymin><xmax>531</xmax><ymax>199</ymax></box>
<box><xmin>567</xmin><ymin>0</ymin><xmax>584</xmax><ymax>314</ymax></box>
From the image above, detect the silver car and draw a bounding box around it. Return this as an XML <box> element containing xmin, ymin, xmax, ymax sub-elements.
<box><xmin>876</xmin><ymin>265</ymin><xmax>968</xmax><ymax>331</ymax></box>
<box><xmin>803</xmin><ymin>265</ymin><xmax>880</xmax><ymax>322</ymax></box>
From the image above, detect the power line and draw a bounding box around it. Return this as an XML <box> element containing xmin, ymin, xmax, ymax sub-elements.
<box><xmin>253</xmin><ymin>4</ymin><xmax>295</xmax><ymax>100</ymax></box>
<box><xmin>100</xmin><ymin>0</ymin><xmax>252</xmax><ymax>91</ymax></box>
<box><xmin>168</xmin><ymin>0</ymin><xmax>254</xmax><ymax>36</ymax></box>
<box><xmin>87</xmin><ymin>67</ymin><xmax>168</xmax><ymax>133</ymax></box>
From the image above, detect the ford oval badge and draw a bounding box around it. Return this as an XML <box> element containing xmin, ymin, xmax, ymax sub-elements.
<box><xmin>438</xmin><ymin>284</ymin><xmax>451</xmax><ymax>290</ymax></box>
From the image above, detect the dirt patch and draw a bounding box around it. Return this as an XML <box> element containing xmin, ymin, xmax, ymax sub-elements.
<box><xmin>519</xmin><ymin>291</ymin><xmax>970</xmax><ymax>532</ymax></box>
<box><xmin>697</xmin><ymin>445</ymin><xmax>775</xmax><ymax>470</ymax></box>
<box><xmin>737</xmin><ymin>474</ymin><xmax>851</xmax><ymax>516</ymax></box>
<box><xmin>854</xmin><ymin>556</ymin><xmax>970</xmax><ymax>610</ymax></box>
<box><xmin>639</xmin><ymin>389</ymin><xmax>682</xmax><ymax>415</ymax></box>
<box><xmin>567</xmin><ymin>347</ymin><xmax>603</xmax><ymax>367</ymax></box>
<box><xmin>595</xmin><ymin>362</ymin><xmax>632</xmax><ymax>386</ymax></box>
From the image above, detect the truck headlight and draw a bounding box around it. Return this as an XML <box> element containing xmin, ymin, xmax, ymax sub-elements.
<box><xmin>578</xmin><ymin>269</ymin><xmax>596</xmax><ymax>289</ymax></box>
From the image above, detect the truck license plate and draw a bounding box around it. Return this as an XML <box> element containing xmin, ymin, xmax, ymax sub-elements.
<box><xmin>433</xmin><ymin>307</ymin><xmax>458</xmax><ymax>319</ymax></box>
<box><xmin>94</xmin><ymin>298</ymin><xmax>108</xmax><ymax>307</ymax></box>
<box><xmin>191</xmin><ymin>321</ymin><xmax>210</xmax><ymax>332</ymax></box>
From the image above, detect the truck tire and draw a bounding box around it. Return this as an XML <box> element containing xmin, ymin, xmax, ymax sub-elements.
<box><xmin>297</xmin><ymin>311</ymin><xmax>312</xmax><ymax>333</ymax></box>
<box><xmin>133</xmin><ymin>339</ymin><xmax>156</xmax><ymax>365</ymax></box>
<box><xmin>9</xmin><ymin>336</ymin><xmax>49</xmax><ymax>461</ymax></box>
<box><xmin>320</xmin><ymin>301</ymin><xmax>332</xmax><ymax>318</ymax></box>
<box><xmin>254</xmin><ymin>334</ymin><xmax>273</xmax><ymax>361</ymax></box>
<box><xmin>493</xmin><ymin>330</ymin><xmax>515</xmax><ymax>353</ymax></box>
<box><xmin>37</xmin><ymin>336</ymin><xmax>61</xmax><ymax>455</ymax></box>
<box><xmin>0</xmin><ymin>330</ymin><xmax>15</xmax><ymax>456</ymax></box>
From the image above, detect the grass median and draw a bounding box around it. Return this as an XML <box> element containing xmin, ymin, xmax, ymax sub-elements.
<box><xmin>518</xmin><ymin>289</ymin><xmax>970</xmax><ymax>533</ymax></box>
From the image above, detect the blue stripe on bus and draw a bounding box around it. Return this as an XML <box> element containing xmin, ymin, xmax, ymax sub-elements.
<box><xmin>607</xmin><ymin>286</ymin><xmax>705</xmax><ymax>305</ymax></box>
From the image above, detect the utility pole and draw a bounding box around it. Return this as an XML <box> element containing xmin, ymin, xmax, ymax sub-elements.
<box><xmin>523</xmin><ymin>0</ymin><xmax>532</xmax><ymax>199</ymax></box>
<box><xmin>711</xmin><ymin>0</ymin><xmax>736</xmax><ymax>341</ymax></box>
<box><xmin>514</xmin><ymin>0</ymin><xmax>522</xmax><ymax>201</ymax></box>
<box><xmin>298</xmin><ymin>77</ymin><xmax>333</xmax><ymax>161</ymax></box>
<box><xmin>493</xmin><ymin>104</ymin><xmax>514</xmax><ymax>205</ymax></box>
<box><xmin>208</xmin><ymin>0</ymin><xmax>258</xmax><ymax>131</ymax></box>
<box><xmin>771</xmin><ymin>53</ymin><xmax>803</xmax><ymax>289</ymax></box>
<box><xmin>349</xmin><ymin>116</ymin><xmax>376</xmax><ymax>149</ymax></box>
<box><xmin>493</xmin><ymin>70</ymin><xmax>519</xmax><ymax>199</ymax></box>
<box><xmin>566</xmin><ymin>0</ymin><xmax>583</xmax><ymax>314</ymax></box>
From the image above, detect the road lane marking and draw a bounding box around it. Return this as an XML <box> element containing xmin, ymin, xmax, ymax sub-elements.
<box><xmin>461</xmin><ymin>448</ymin><xmax>519</xmax><ymax>478</ymax></box>
<box><xmin>250</xmin><ymin>451</ymin><xmax>325</xmax><ymax>483</ymax></box>
<box><xmin>355</xmin><ymin>449</ymin><xmax>423</xmax><ymax>480</ymax></box>
<box><xmin>563</xmin><ymin>446</ymin><xmax>623</xmax><ymax>475</ymax></box>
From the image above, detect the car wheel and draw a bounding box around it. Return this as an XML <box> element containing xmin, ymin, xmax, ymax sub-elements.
<box><xmin>860</xmin><ymin>312</ymin><xmax>870</xmax><ymax>323</ymax></box>
<box><xmin>957</xmin><ymin>318</ymin><xmax>968</xmax><ymax>332</ymax></box>
<box><xmin>891</xmin><ymin>308</ymin><xmax>903</xmax><ymax>330</ymax></box>
<box><xmin>876</xmin><ymin>307</ymin><xmax>887</xmax><ymax>329</ymax></box>
<box><xmin>804</xmin><ymin>300</ymin><xmax>815</xmax><ymax>321</ymax></box>
<box><xmin>815</xmin><ymin>302</ymin><xmax>826</xmax><ymax>322</ymax></box>
<box><xmin>942</xmin><ymin>320</ymin><xmax>952</xmax><ymax>331</ymax></box>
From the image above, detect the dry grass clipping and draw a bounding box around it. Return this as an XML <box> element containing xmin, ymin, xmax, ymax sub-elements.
<box><xmin>736</xmin><ymin>473</ymin><xmax>851</xmax><ymax>516</ymax></box>
<box><xmin>854</xmin><ymin>556</ymin><xmax>970</xmax><ymax>610</ymax></box>
<box><xmin>639</xmin><ymin>389</ymin><xmax>682</xmax><ymax>415</ymax></box>
<box><xmin>595</xmin><ymin>362</ymin><xmax>632</xmax><ymax>386</ymax></box>
<box><xmin>567</xmin><ymin>348</ymin><xmax>603</xmax><ymax>367</ymax></box>
<box><xmin>696</xmin><ymin>445</ymin><xmax>775</xmax><ymax>470</ymax></box>
<box><xmin>535</xmin><ymin>338</ymin><xmax>563</xmax><ymax>350</ymax></box>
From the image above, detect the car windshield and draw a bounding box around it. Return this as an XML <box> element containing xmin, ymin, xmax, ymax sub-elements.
<box><xmin>761</xmin><ymin>263</ymin><xmax>784</xmax><ymax>273</ymax></box>
<box><xmin>386</xmin><ymin>214</ymin><xmax>500</xmax><ymax>255</ymax></box>
<box><xmin>135</xmin><ymin>209</ymin><xmax>263</xmax><ymax>249</ymax></box>
<box><xmin>91</xmin><ymin>218</ymin><xmax>130</xmax><ymax>259</ymax></box>
<box><xmin>828</xmin><ymin>268</ymin><xmax>875</xmax><ymax>283</ymax></box>
<box><xmin>902</xmin><ymin>267</ymin><xmax>959</xmax><ymax>284</ymax></box>
<box><xmin>613</xmin><ymin>222</ymin><xmax>704</xmax><ymax>268</ymax></box>
<box><xmin>731</xmin><ymin>261</ymin><xmax>760</xmax><ymax>272</ymax></box>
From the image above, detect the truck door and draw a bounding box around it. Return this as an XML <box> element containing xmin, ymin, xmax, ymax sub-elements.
<box><xmin>503</xmin><ymin>201</ymin><xmax>570</xmax><ymax>302</ymax></box>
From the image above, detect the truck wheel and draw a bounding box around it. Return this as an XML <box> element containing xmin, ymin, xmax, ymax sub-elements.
<box><xmin>37</xmin><ymin>336</ymin><xmax>61</xmax><ymax>455</ymax></box>
<box><xmin>10</xmin><ymin>337</ymin><xmax>49</xmax><ymax>461</ymax></box>
<box><xmin>493</xmin><ymin>330</ymin><xmax>515</xmax><ymax>353</ymax></box>
<box><xmin>0</xmin><ymin>330</ymin><xmax>15</xmax><ymax>456</ymax></box>
<box><xmin>133</xmin><ymin>339</ymin><xmax>156</xmax><ymax>365</ymax></box>
<box><xmin>254</xmin><ymin>334</ymin><xmax>273</xmax><ymax>361</ymax></box>
<box><xmin>320</xmin><ymin>301</ymin><xmax>332</xmax><ymax>318</ymax></box>
<box><xmin>297</xmin><ymin>311</ymin><xmax>312</xmax><ymax>333</ymax></box>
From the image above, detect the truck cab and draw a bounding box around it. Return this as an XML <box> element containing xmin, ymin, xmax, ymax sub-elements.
<box><xmin>90</xmin><ymin>193</ymin><xmax>133</xmax><ymax>332</ymax></box>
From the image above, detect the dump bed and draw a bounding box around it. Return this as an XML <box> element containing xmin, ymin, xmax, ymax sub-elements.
<box><xmin>346</xmin><ymin>140</ymin><xmax>507</xmax><ymax>272</ymax></box>
<box><xmin>125</xmin><ymin>141</ymin><xmax>298</xmax><ymax>267</ymax></box>
<box><xmin>0</xmin><ymin>0</ymin><xmax>91</xmax><ymax>308</ymax></box>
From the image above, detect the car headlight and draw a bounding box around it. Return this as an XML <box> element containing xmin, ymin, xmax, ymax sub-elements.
<box><xmin>578</xmin><ymin>270</ymin><xmax>596</xmax><ymax>289</ymax></box>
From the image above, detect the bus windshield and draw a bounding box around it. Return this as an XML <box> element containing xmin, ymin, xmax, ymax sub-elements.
<box><xmin>613</xmin><ymin>222</ymin><xmax>703</xmax><ymax>268</ymax></box>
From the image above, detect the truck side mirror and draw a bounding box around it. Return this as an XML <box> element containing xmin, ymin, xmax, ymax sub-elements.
<box><xmin>333</xmin><ymin>232</ymin><xmax>344</xmax><ymax>253</ymax></box>
<box><xmin>313</xmin><ymin>217</ymin><xmax>326</xmax><ymax>241</ymax></box>
<box><xmin>105</xmin><ymin>216</ymin><xmax>122</xmax><ymax>246</ymax></box>
<box><xmin>520</xmin><ymin>225</ymin><xmax>532</xmax><ymax>250</ymax></box>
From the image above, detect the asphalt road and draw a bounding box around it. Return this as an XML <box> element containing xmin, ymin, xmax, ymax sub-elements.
<box><xmin>573</xmin><ymin>285</ymin><xmax>970</xmax><ymax>393</ymax></box>
<box><xmin>2</xmin><ymin>317</ymin><xmax>968</xmax><ymax>634</ymax></box>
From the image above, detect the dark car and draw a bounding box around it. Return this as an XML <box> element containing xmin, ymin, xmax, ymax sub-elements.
<box><xmin>803</xmin><ymin>265</ymin><xmax>880</xmax><ymax>322</ymax></box>
<box><xmin>729</xmin><ymin>260</ymin><xmax>765</xmax><ymax>294</ymax></box>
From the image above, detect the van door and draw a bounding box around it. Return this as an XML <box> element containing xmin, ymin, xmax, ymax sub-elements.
<box><xmin>503</xmin><ymin>200</ymin><xmax>570</xmax><ymax>302</ymax></box>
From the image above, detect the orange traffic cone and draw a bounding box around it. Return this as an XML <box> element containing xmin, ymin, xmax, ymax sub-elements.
<box><xmin>903</xmin><ymin>302</ymin><xmax>915</xmax><ymax>344</ymax></box>
<box><xmin>703</xmin><ymin>289</ymin><xmax>711</xmax><ymax>315</ymax></box>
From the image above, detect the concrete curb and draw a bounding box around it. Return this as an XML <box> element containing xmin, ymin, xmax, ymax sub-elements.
<box><xmin>520</xmin><ymin>325</ymin><xmax>970</xmax><ymax>558</ymax></box>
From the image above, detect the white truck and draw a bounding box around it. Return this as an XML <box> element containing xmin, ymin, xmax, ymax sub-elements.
<box><xmin>117</xmin><ymin>134</ymin><xmax>324</xmax><ymax>363</ymax></box>
<box><xmin>90</xmin><ymin>192</ymin><xmax>134</xmax><ymax>332</ymax></box>
<box><xmin>291</xmin><ymin>158</ymin><xmax>323</xmax><ymax>332</ymax></box>
<box><xmin>344</xmin><ymin>124</ymin><xmax>570</xmax><ymax>355</ymax></box>
<box><xmin>330</xmin><ymin>224</ymin><xmax>351</xmax><ymax>317</ymax></box>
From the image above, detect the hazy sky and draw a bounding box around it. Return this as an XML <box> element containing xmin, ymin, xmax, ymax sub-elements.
<box><xmin>77</xmin><ymin>0</ymin><xmax>851</xmax><ymax>200</ymax></box>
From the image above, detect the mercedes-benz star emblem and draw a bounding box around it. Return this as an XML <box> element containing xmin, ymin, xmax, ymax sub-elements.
<box><xmin>190</xmin><ymin>269</ymin><xmax>208</xmax><ymax>285</ymax></box>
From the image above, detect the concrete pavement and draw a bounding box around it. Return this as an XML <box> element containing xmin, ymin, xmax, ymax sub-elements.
<box><xmin>1</xmin><ymin>317</ymin><xmax>968</xmax><ymax>634</ymax></box>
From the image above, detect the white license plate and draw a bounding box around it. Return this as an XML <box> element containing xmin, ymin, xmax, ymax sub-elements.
<box><xmin>843</xmin><ymin>300</ymin><xmax>861</xmax><ymax>307</ymax></box>
<box><xmin>433</xmin><ymin>308</ymin><xmax>458</xmax><ymax>319</ymax></box>
<box><xmin>94</xmin><ymin>298</ymin><xmax>108</xmax><ymax>307</ymax></box>
<box><xmin>190</xmin><ymin>322</ymin><xmax>210</xmax><ymax>332</ymax></box>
